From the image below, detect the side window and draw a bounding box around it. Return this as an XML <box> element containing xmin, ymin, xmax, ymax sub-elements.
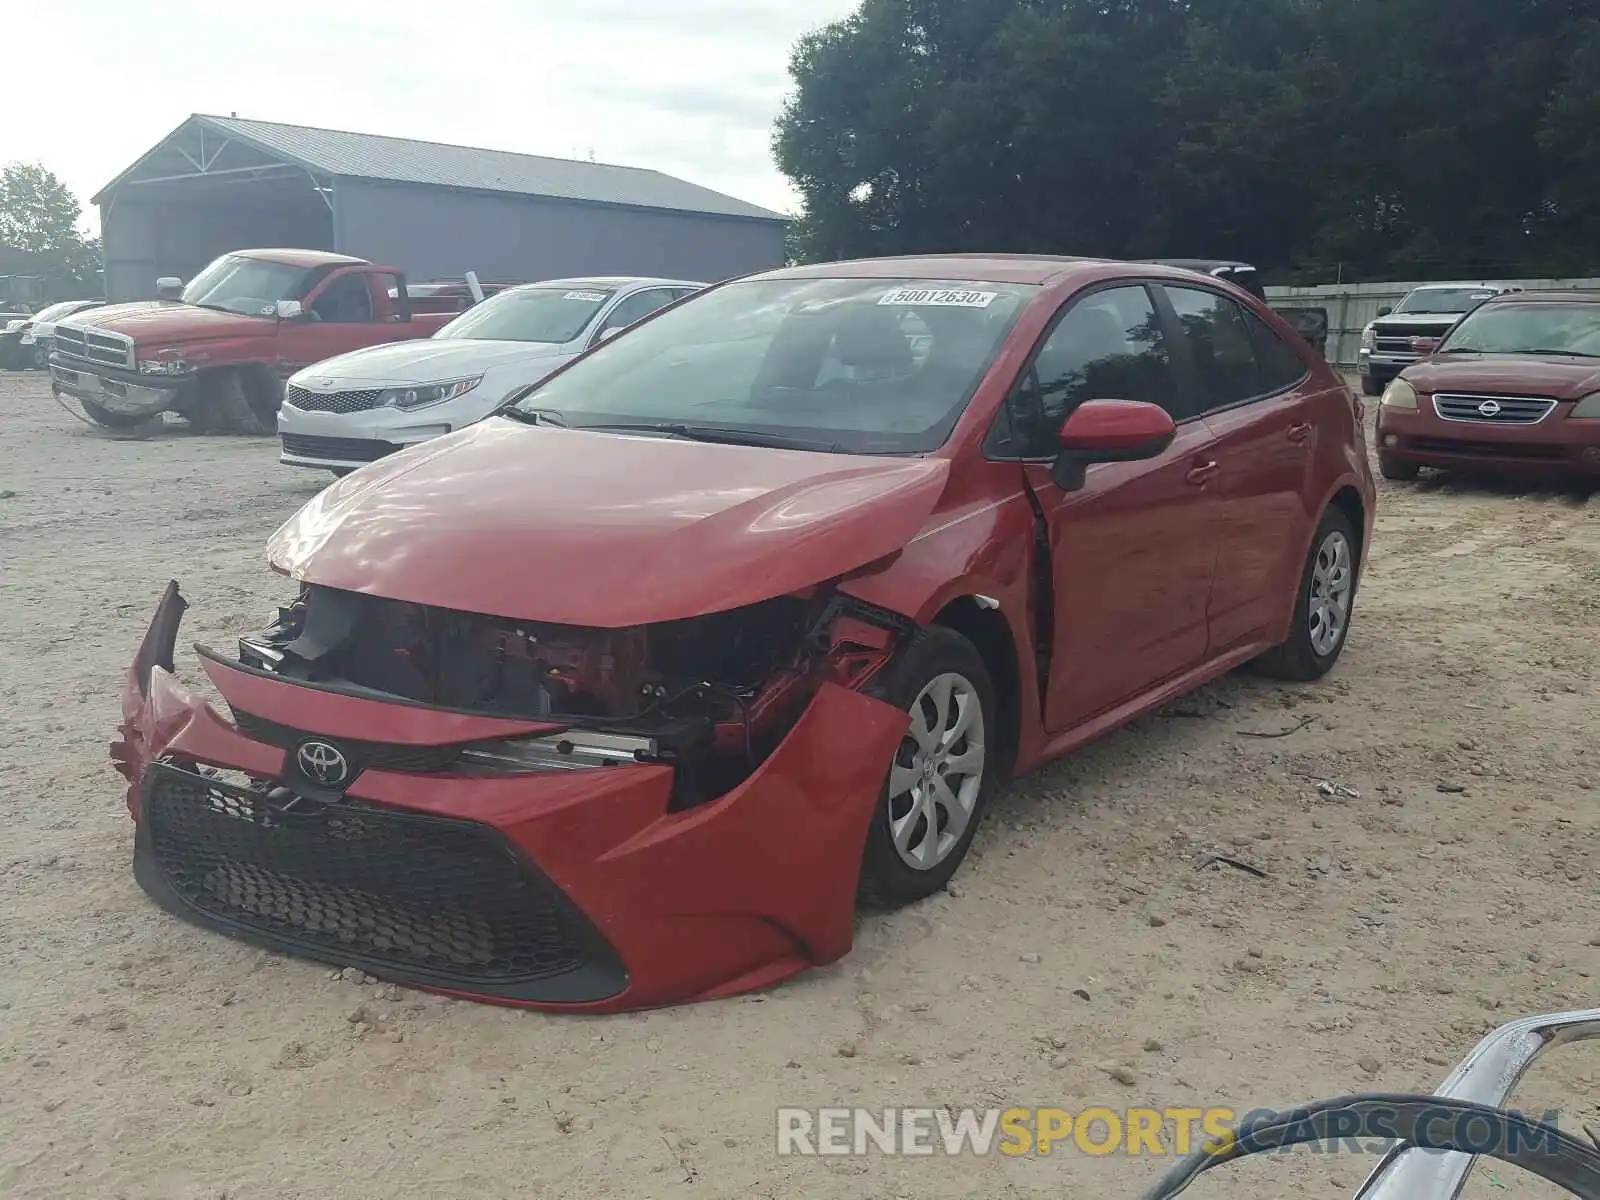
<box><xmin>596</xmin><ymin>290</ymin><xmax>674</xmax><ymax>339</ymax></box>
<box><xmin>310</xmin><ymin>273</ymin><xmax>375</xmax><ymax>323</ymax></box>
<box><xmin>1242</xmin><ymin>309</ymin><xmax>1310</xmax><ymax>393</ymax></box>
<box><xmin>1163</xmin><ymin>285</ymin><xmax>1262</xmax><ymax>411</ymax></box>
<box><xmin>1001</xmin><ymin>285</ymin><xmax>1180</xmax><ymax>458</ymax></box>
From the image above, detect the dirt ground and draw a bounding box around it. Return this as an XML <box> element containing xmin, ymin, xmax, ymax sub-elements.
<box><xmin>1</xmin><ymin>370</ymin><xmax>1597</xmax><ymax>1200</ymax></box>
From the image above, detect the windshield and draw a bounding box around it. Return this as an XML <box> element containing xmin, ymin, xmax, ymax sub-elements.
<box><xmin>1438</xmin><ymin>302</ymin><xmax>1600</xmax><ymax>356</ymax></box>
<box><xmin>1395</xmin><ymin>287</ymin><xmax>1500</xmax><ymax>315</ymax></box>
<box><xmin>506</xmin><ymin>276</ymin><xmax>1037</xmax><ymax>454</ymax></box>
<box><xmin>180</xmin><ymin>255</ymin><xmax>312</xmax><ymax>317</ymax></box>
<box><xmin>436</xmin><ymin>286</ymin><xmax>615</xmax><ymax>343</ymax></box>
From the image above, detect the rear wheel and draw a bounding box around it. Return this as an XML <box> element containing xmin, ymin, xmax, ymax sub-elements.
<box><xmin>1379</xmin><ymin>453</ymin><xmax>1420</xmax><ymax>481</ymax></box>
<box><xmin>858</xmin><ymin>627</ymin><xmax>997</xmax><ymax>908</ymax></box>
<box><xmin>1255</xmin><ymin>507</ymin><xmax>1359</xmax><ymax>681</ymax></box>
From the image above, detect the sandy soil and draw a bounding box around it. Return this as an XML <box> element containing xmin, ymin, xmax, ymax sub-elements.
<box><xmin>1</xmin><ymin>370</ymin><xmax>1597</xmax><ymax>1200</ymax></box>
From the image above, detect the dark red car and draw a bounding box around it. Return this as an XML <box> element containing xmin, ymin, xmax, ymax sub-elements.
<box><xmin>1375</xmin><ymin>290</ymin><xmax>1600</xmax><ymax>480</ymax></box>
<box><xmin>114</xmin><ymin>256</ymin><xmax>1375</xmax><ymax>1011</ymax></box>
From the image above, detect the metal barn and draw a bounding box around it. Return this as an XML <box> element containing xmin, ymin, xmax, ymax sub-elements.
<box><xmin>93</xmin><ymin>114</ymin><xmax>790</xmax><ymax>301</ymax></box>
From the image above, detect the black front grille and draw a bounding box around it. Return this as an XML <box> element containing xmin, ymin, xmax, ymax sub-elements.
<box><xmin>280</xmin><ymin>433</ymin><xmax>398</xmax><ymax>463</ymax></box>
<box><xmin>142</xmin><ymin>763</ymin><xmax>624</xmax><ymax>993</ymax></box>
<box><xmin>285</xmin><ymin>384</ymin><xmax>386</xmax><ymax>414</ymax></box>
<box><xmin>232</xmin><ymin>711</ymin><xmax>465</xmax><ymax>774</ymax></box>
<box><xmin>1410</xmin><ymin>438</ymin><xmax>1566</xmax><ymax>461</ymax></box>
<box><xmin>1433</xmin><ymin>394</ymin><xmax>1557</xmax><ymax>425</ymax></box>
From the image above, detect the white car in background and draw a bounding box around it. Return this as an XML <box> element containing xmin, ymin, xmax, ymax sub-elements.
<box><xmin>277</xmin><ymin>275</ymin><xmax>704</xmax><ymax>475</ymax></box>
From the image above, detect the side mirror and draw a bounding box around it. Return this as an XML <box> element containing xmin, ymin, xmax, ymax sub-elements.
<box><xmin>156</xmin><ymin>277</ymin><xmax>184</xmax><ymax>300</ymax></box>
<box><xmin>1377</xmin><ymin>307</ymin><xmax>1393</xmax><ymax>318</ymax></box>
<box><xmin>275</xmin><ymin>299</ymin><xmax>304</xmax><ymax>321</ymax></box>
<box><xmin>1052</xmin><ymin>399</ymin><xmax>1176</xmax><ymax>492</ymax></box>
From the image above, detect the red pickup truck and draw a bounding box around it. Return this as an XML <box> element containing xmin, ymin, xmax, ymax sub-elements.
<box><xmin>49</xmin><ymin>249</ymin><xmax>466</xmax><ymax>433</ymax></box>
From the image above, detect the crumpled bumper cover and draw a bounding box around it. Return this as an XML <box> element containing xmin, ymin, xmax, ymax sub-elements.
<box><xmin>113</xmin><ymin>583</ymin><xmax>909</xmax><ymax>1012</ymax></box>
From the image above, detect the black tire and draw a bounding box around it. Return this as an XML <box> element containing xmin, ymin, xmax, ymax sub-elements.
<box><xmin>1379</xmin><ymin>453</ymin><xmax>1420</xmax><ymax>482</ymax></box>
<box><xmin>79</xmin><ymin>396</ymin><xmax>154</xmax><ymax>431</ymax></box>
<box><xmin>1255</xmin><ymin>506</ymin><xmax>1359</xmax><ymax>681</ymax></box>
<box><xmin>858</xmin><ymin>626</ymin><xmax>998</xmax><ymax>908</ymax></box>
<box><xmin>191</xmin><ymin>370</ymin><xmax>272</xmax><ymax>435</ymax></box>
<box><xmin>1360</xmin><ymin>376</ymin><xmax>1382</xmax><ymax>397</ymax></box>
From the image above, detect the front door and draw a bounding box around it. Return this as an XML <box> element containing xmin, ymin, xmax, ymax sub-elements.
<box><xmin>278</xmin><ymin>269</ymin><xmax>397</xmax><ymax>372</ymax></box>
<box><xmin>1158</xmin><ymin>284</ymin><xmax>1318</xmax><ymax>653</ymax></box>
<box><xmin>995</xmin><ymin>283</ymin><xmax>1223</xmax><ymax>731</ymax></box>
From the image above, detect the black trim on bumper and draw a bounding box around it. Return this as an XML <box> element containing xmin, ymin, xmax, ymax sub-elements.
<box><xmin>134</xmin><ymin>762</ymin><xmax>628</xmax><ymax>1004</ymax></box>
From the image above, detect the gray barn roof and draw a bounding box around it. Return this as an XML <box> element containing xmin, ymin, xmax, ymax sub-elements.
<box><xmin>98</xmin><ymin>114</ymin><xmax>789</xmax><ymax>224</ymax></box>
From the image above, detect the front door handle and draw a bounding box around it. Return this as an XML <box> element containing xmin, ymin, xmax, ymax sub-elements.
<box><xmin>1287</xmin><ymin>422</ymin><xmax>1313</xmax><ymax>443</ymax></box>
<box><xmin>1185</xmin><ymin>459</ymin><xmax>1220</xmax><ymax>486</ymax></box>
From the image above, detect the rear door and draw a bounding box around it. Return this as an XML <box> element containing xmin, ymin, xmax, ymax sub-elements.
<box><xmin>1158</xmin><ymin>284</ymin><xmax>1317</xmax><ymax>654</ymax></box>
<box><xmin>993</xmin><ymin>283</ymin><xmax>1225</xmax><ymax>731</ymax></box>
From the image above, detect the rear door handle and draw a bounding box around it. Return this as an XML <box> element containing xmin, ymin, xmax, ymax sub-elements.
<box><xmin>1287</xmin><ymin>422</ymin><xmax>1313</xmax><ymax>443</ymax></box>
<box><xmin>1185</xmin><ymin>459</ymin><xmax>1220</xmax><ymax>486</ymax></box>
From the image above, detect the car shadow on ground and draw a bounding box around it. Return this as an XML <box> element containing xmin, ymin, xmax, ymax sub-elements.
<box><xmin>1404</xmin><ymin>468</ymin><xmax>1597</xmax><ymax>504</ymax></box>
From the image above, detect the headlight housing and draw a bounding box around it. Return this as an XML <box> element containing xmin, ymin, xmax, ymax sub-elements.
<box><xmin>379</xmin><ymin>376</ymin><xmax>482</xmax><ymax>410</ymax></box>
<box><xmin>1380</xmin><ymin>379</ymin><xmax>1418</xmax><ymax>410</ymax></box>
<box><xmin>1360</xmin><ymin>324</ymin><xmax>1377</xmax><ymax>352</ymax></box>
<box><xmin>137</xmin><ymin>357</ymin><xmax>191</xmax><ymax>375</ymax></box>
<box><xmin>1572</xmin><ymin>391</ymin><xmax>1600</xmax><ymax>418</ymax></box>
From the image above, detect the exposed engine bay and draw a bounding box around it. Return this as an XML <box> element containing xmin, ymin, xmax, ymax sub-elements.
<box><xmin>234</xmin><ymin>584</ymin><xmax>913</xmax><ymax>804</ymax></box>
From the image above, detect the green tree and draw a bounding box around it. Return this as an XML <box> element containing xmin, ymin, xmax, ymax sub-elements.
<box><xmin>0</xmin><ymin>162</ymin><xmax>102</xmax><ymax>299</ymax></box>
<box><xmin>775</xmin><ymin>0</ymin><xmax>1600</xmax><ymax>281</ymax></box>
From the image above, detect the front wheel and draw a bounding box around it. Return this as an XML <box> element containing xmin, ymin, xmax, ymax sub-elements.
<box><xmin>1379</xmin><ymin>453</ymin><xmax>1420</xmax><ymax>481</ymax></box>
<box><xmin>1255</xmin><ymin>507</ymin><xmax>1359</xmax><ymax>681</ymax></box>
<box><xmin>1360</xmin><ymin>376</ymin><xmax>1382</xmax><ymax>397</ymax></box>
<box><xmin>858</xmin><ymin>627</ymin><xmax>997</xmax><ymax>908</ymax></box>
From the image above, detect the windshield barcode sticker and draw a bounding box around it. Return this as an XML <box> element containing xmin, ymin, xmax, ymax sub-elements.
<box><xmin>564</xmin><ymin>291</ymin><xmax>609</xmax><ymax>302</ymax></box>
<box><xmin>878</xmin><ymin>288</ymin><xmax>998</xmax><ymax>308</ymax></box>
<box><xmin>876</xmin><ymin>288</ymin><xmax>998</xmax><ymax>307</ymax></box>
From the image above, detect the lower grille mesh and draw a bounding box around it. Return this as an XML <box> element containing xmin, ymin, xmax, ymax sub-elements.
<box><xmin>144</xmin><ymin>764</ymin><xmax>616</xmax><ymax>985</ymax></box>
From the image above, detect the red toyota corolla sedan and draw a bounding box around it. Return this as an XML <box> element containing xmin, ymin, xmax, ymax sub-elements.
<box><xmin>113</xmin><ymin>256</ymin><xmax>1375</xmax><ymax>1011</ymax></box>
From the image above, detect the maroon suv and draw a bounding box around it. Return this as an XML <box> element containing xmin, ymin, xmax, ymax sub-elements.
<box><xmin>1376</xmin><ymin>290</ymin><xmax>1600</xmax><ymax>479</ymax></box>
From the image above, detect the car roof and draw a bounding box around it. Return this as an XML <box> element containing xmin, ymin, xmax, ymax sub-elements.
<box><xmin>508</xmin><ymin>276</ymin><xmax>705</xmax><ymax>292</ymax></box>
<box><xmin>750</xmin><ymin>254</ymin><xmax>1144</xmax><ymax>286</ymax></box>
<box><xmin>1481</xmin><ymin>289</ymin><xmax>1600</xmax><ymax>305</ymax></box>
<box><xmin>233</xmin><ymin>248</ymin><xmax>370</xmax><ymax>268</ymax></box>
<box><xmin>1408</xmin><ymin>281</ymin><xmax>1514</xmax><ymax>291</ymax></box>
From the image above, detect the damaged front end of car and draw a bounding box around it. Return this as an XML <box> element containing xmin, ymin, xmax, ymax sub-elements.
<box><xmin>112</xmin><ymin>577</ymin><xmax>917</xmax><ymax>1011</ymax></box>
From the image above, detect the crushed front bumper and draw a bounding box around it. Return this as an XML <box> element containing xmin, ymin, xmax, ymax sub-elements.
<box><xmin>113</xmin><ymin>584</ymin><xmax>909</xmax><ymax>1011</ymax></box>
<box><xmin>51</xmin><ymin>359</ymin><xmax>185</xmax><ymax>417</ymax></box>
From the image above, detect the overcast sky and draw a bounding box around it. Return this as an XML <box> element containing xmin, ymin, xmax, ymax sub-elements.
<box><xmin>7</xmin><ymin>0</ymin><xmax>860</xmax><ymax>234</ymax></box>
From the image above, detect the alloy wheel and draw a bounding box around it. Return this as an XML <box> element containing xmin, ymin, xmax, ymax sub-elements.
<box><xmin>886</xmin><ymin>672</ymin><xmax>986</xmax><ymax>871</ymax></box>
<box><xmin>1307</xmin><ymin>529</ymin><xmax>1354</xmax><ymax>657</ymax></box>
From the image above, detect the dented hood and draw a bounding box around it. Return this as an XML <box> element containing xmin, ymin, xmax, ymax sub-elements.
<box><xmin>267</xmin><ymin>417</ymin><xmax>950</xmax><ymax>627</ymax></box>
<box><xmin>1405</xmin><ymin>354</ymin><xmax>1600</xmax><ymax>401</ymax></box>
<box><xmin>64</xmin><ymin>300</ymin><xmax>267</xmax><ymax>345</ymax></box>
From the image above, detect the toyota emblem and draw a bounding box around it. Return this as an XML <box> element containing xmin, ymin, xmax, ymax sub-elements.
<box><xmin>295</xmin><ymin>740</ymin><xmax>350</xmax><ymax>787</ymax></box>
<box><xmin>1477</xmin><ymin>399</ymin><xmax>1503</xmax><ymax>417</ymax></box>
